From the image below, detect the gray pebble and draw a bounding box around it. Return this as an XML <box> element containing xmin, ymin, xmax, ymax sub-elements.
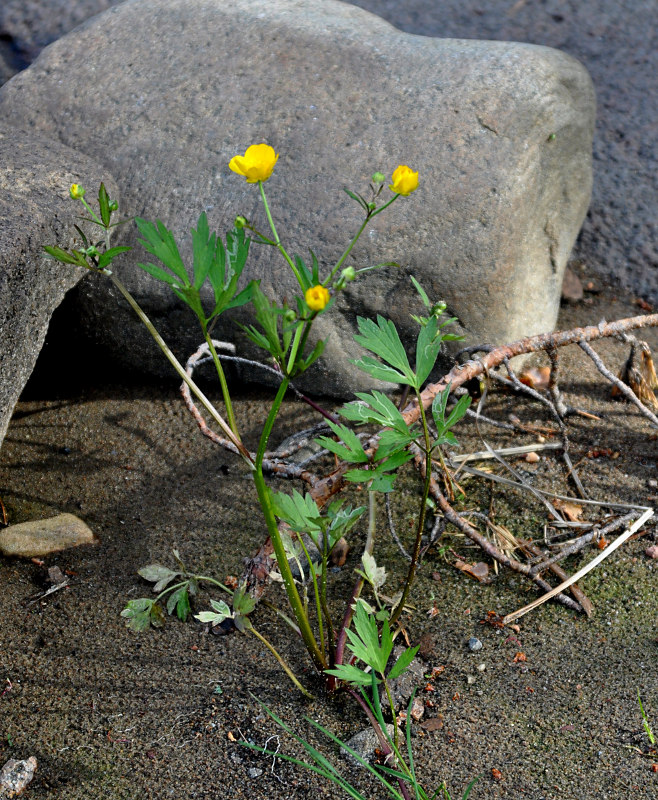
<box><xmin>468</xmin><ymin>637</ymin><xmax>483</xmax><ymax>652</ymax></box>
<box><xmin>248</xmin><ymin>767</ymin><xmax>263</xmax><ymax>778</ymax></box>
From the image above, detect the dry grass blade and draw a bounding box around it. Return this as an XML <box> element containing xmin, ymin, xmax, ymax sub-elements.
<box><xmin>502</xmin><ymin>507</ymin><xmax>654</xmax><ymax>624</ymax></box>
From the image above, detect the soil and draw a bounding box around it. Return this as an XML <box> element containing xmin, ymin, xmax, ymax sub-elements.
<box><xmin>1</xmin><ymin>282</ymin><xmax>657</xmax><ymax>800</ymax></box>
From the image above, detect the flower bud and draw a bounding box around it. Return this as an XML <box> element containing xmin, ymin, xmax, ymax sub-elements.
<box><xmin>430</xmin><ymin>301</ymin><xmax>447</xmax><ymax>317</ymax></box>
<box><xmin>367</xmin><ymin>202</ymin><xmax>377</xmax><ymax>211</ymax></box>
<box><xmin>341</xmin><ymin>266</ymin><xmax>356</xmax><ymax>283</ymax></box>
<box><xmin>109</xmin><ymin>200</ymin><xmax>119</xmax><ymax>212</ymax></box>
<box><xmin>372</xmin><ymin>172</ymin><xmax>386</xmax><ymax>184</ymax></box>
<box><xmin>234</xmin><ymin>215</ymin><xmax>248</xmax><ymax>229</ymax></box>
<box><xmin>283</xmin><ymin>309</ymin><xmax>297</xmax><ymax>323</ymax></box>
<box><xmin>69</xmin><ymin>183</ymin><xmax>86</xmax><ymax>199</ymax></box>
<box><xmin>305</xmin><ymin>284</ymin><xmax>330</xmax><ymax>312</ymax></box>
<box><xmin>389</xmin><ymin>165</ymin><xmax>419</xmax><ymax>196</ymax></box>
<box><xmin>84</xmin><ymin>245</ymin><xmax>99</xmax><ymax>258</ymax></box>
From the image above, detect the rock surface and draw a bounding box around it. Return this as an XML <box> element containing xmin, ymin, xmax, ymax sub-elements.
<box><xmin>0</xmin><ymin>513</ymin><xmax>97</xmax><ymax>557</ymax></box>
<box><xmin>0</xmin><ymin>0</ymin><xmax>594</xmax><ymax>397</ymax></box>
<box><xmin>0</xmin><ymin>126</ymin><xmax>119</xmax><ymax>448</ymax></box>
<box><xmin>353</xmin><ymin>0</ymin><xmax>658</xmax><ymax>303</ymax></box>
<box><xmin>0</xmin><ymin>757</ymin><xmax>37</xmax><ymax>798</ymax></box>
<box><xmin>1</xmin><ymin>0</ymin><xmax>653</xmax><ymax>301</ymax></box>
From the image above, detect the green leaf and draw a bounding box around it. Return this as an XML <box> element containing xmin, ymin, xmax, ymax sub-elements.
<box><xmin>120</xmin><ymin>598</ymin><xmax>154</xmax><ymax>632</ymax></box>
<box><xmin>98</xmin><ymin>246</ymin><xmax>132</xmax><ymax>270</ymax></box>
<box><xmin>43</xmin><ymin>245</ymin><xmax>88</xmax><ymax>267</ymax></box>
<box><xmin>166</xmin><ymin>585</ymin><xmax>191</xmax><ymax>621</ymax></box>
<box><xmin>415</xmin><ymin>315</ymin><xmax>442</xmax><ymax>387</ymax></box>
<box><xmin>272</xmin><ymin>489</ymin><xmax>323</xmax><ymax>539</ymax></box>
<box><xmin>353</xmin><ymin>316</ymin><xmax>416</xmax><ymax>387</ymax></box>
<box><xmin>324</xmin><ymin>664</ymin><xmax>374</xmax><ymax>687</ymax></box>
<box><xmin>195</xmin><ymin>598</ymin><xmax>232</xmax><ymax>625</ymax></box>
<box><xmin>294</xmin><ymin>337</ymin><xmax>326</xmax><ymax>374</ymax></box>
<box><xmin>410</xmin><ymin>275</ymin><xmax>431</xmax><ymax>309</ymax></box>
<box><xmin>341</xmin><ymin>391</ymin><xmax>411</xmax><ymax>437</ymax></box>
<box><xmin>137</xmin><ymin>260</ymin><xmax>184</xmax><ymax>287</ymax></box>
<box><xmin>135</xmin><ymin>217</ymin><xmax>189</xmax><ymax>286</ymax></box>
<box><xmin>343</xmin><ymin>188</ymin><xmax>370</xmax><ymax>212</ymax></box>
<box><xmin>232</xmin><ymin>584</ymin><xmax>256</xmax><ymax>617</ymax></box>
<box><xmin>191</xmin><ymin>211</ymin><xmax>215</xmax><ymax>290</ymax></box>
<box><xmin>345</xmin><ymin>599</ymin><xmax>393</xmax><ymax>674</ymax></box>
<box><xmin>314</xmin><ymin>419</ymin><xmax>369</xmax><ymax>464</ymax></box>
<box><xmin>98</xmin><ymin>182</ymin><xmax>111</xmax><ymax>227</ymax></box>
<box><xmin>356</xmin><ymin>552</ymin><xmax>386</xmax><ymax>591</ymax></box>
<box><xmin>138</xmin><ymin>564</ymin><xmax>179</xmax><ymax>585</ymax></box>
<box><xmin>326</xmin><ymin>504</ymin><xmax>366</xmax><ymax>546</ymax></box>
<box><xmin>387</xmin><ymin>645</ymin><xmax>420</xmax><ymax>681</ymax></box>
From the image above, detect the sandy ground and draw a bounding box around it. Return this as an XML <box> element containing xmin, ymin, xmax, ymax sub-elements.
<box><xmin>1</xmin><ymin>281</ymin><xmax>657</xmax><ymax>800</ymax></box>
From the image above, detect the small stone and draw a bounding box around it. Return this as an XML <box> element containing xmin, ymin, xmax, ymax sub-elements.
<box><xmin>410</xmin><ymin>697</ymin><xmax>425</xmax><ymax>721</ymax></box>
<box><xmin>648</xmin><ymin>478</ymin><xmax>658</xmax><ymax>488</ymax></box>
<box><xmin>477</xmin><ymin>663</ymin><xmax>487</xmax><ymax>672</ymax></box>
<box><xmin>468</xmin><ymin>637</ymin><xmax>483</xmax><ymax>652</ymax></box>
<box><xmin>525</xmin><ymin>451</ymin><xmax>540</xmax><ymax>463</ymax></box>
<box><xmin>467</xmin><ymin>675</ymin><xmax>477</xmax><ymax>685</ymax></box>
<box><xmin>247</xmin><ymin>768</ymin><xmax>262</xmax><ymax>779</ymax></box>
<box><xmin>645</xmin><ymin>544</ymin><xmax>658</xmax><ymax>559</ymax></box>
<box><xmin>0</xmin><ymin>513</ymin><xmax>97</xmax><ymax>557</ymax></box>
<box><xmin>0</xmin><ymin>756</ymin><xmax>37</xmax><ymax>797</ymax></box>
<box><xmin>342</xmin><ymin>724</ymin><xmax>395</xmax><ymax>767</ymax></box>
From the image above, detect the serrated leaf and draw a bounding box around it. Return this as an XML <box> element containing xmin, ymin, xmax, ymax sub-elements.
<box><xmin>98</xmin><ymin>246</ymin><xmax>131</xmax><ymax>270</ymax></box>
<box><xmin>353</xmin><ymin>315</ymin><xmax>416</xmax><ymax>387</ymax></box>
<box><xmin>369</xmin><ymin>472</ymin><xmax>397</xmax><ymax>493</ymax></box>
<box><xmin>415</xmin><ymin>315</ymin><xmax>442</xmax><ymax>387</ymax></box>
<box><xmin>314</xmin><ymin>419</ymin><xmax>369</xmax><ymax>464</ymax></box>
<box><xmin>135</xmin><ymin>217</ymin><xmax>189</xmax><ymax>285</ymax></box>
<box><xmin>138</xmin><ymin>564</ymin><xmax>180</xmax><ymax>584</ymax></box>
<box><xmin>191</xmin><ymin>211</ymin><xmax>215</xmax><ymax>290</ymax></box>
<box><xmin>232</xmin><ymin>584</ymin><xmax>256</xmax><ymax>617</ymax></box>
<box><xmin>387</xmin><ymin>645</ymin><xmax>420</xmax><ymax>681</ymax></box>
<box><xmin>324</xmin><ymin>664</ymin><xmax>375</xmax><ymax>686</ymax></box>
<box><xmin>360</xmin><ymin>552</ymin><xmax>386</xmax><ymax>591</ymax></box>
<box><xmin>121</xmin><ymin>598</ymin><xmax>155</xmax><ymax>631</ymax></box>
<box><xmin>165</xmin><ymin>585</ymin><xmax>191</xmax><ymax>621</ymax></box>
<box><xmin>272</xmin><ymin>490</ymin><xmax>323</xmax><ymax>538</ymax></box>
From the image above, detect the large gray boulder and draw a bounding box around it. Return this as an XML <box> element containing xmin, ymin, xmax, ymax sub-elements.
<box><xmin>0</xmin><ymin>0</ymin><xmax>595</xmax><ymax>397</ymax></box>
<box><xmin>0</xmin><ymin>125</ymin><xmax>118</xmax><ymax>448</ymax></box>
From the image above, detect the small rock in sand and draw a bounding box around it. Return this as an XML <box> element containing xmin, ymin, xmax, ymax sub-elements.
<box><xmin>0</xmin><ymin>513</ymin><xmax>96</xmax><ymax>557</ymax></box>
<box><xmin>0</xmin><ymin>756</ymin><xmax>37</xmax><ymax>797</ymax></box>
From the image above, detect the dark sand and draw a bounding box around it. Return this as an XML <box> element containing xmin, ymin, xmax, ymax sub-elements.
<box><xmin>1</xmin><ymin>285</ymin><xmax>657</xmax><ymax>799</ymax></box>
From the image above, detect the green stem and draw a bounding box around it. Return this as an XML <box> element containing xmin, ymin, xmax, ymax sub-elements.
<box><xmin>202</xmin><ymin>327</ymin><xmax>241</xmax><ymax>440</ymax></box>
<box><xmin>326</xmin><ymin>193</ymin><xmax>401</xmax><ymax>284</ymax></box>
<box><xmin>297</xmin><ymin>537</ymin><xmax>325</xmax><ymax>659</ymax></box>
<box><xmin>259</xmin><ymin>181</ymin><xmax>305</xmax><ymax>289</ymax></box>
<box><xmin>285</xmin><ymin>321</ymin><xmax>306</xmax><ymax>376</ymax></box>
<box><xmin>80</xmin><ymin>197</ymin><xmax>102</xmax><ymax>225</ymax></box>
<box><xmin>247</xmin><ymin>625</ymin><xmax>314</xmax><ymax>699</ymax></box>
<box><xmin>109</xmin><ymin>273</ymin><xmax>254</xmax><ymax>467</ymax></box>
<box><xmin>390</xmin><ymin>394</ymin><xmax>431</xmax><ymax>626</ymax></box>
<box><xmin>254</xmin><ymin>379</ymin><xmax>326</xmax><ymax>672</ymax></box>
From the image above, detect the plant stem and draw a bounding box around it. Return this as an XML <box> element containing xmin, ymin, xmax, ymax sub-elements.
<box><xmin>259</xmin><ymin>181</ymin><xmax>305</xmax><ymax>289</ymax></box>
<box><xmin>390</xmin><ymin>394</ymin><xmax>431</xmax><ymax>626</ymax></box>
<box><xmin>202</xmin><ymin>327</ymin><xmax>241</xmax><ymax>440</ymax></box>
<box><xmin>108</xmin><ymin>273</ymin><xmax>253</xmax><ymax>466</ymax></box>
<box><xmin>248</xmin><ymin>625</ymin><xmax>314</xmax><ymax>699</ymax></box>
<box><xmin>254</xmin><ymin>379</ymin><xmax>326</xmax><ymax>672</ymax></box>
<box><xmin>334</xmin><ymin>490</ymin><xmax>377</xmax><ymax>666</ymax></box>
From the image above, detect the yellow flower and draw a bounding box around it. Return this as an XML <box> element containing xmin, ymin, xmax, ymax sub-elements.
<box><xmin>389</xmin><ymin>165</ymin><xmax>419</xmax><ymax>196</ymax></box>
<box><xmin>229</xmin><ymin>143</ymin><xmax>279</xmax><ymax>183</ymax></box>
<box><xmin>305</xmin><ymin>284</ymin><xmax>330</xmax><ymax>312</ymax></box>
<box><xmin>69</xmin><ymin>183</ymin><xmax>86</xmax><ymax>199</ymax></box>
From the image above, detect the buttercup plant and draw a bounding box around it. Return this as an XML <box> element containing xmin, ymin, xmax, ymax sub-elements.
<box><xmin>45</xmin><ymin>145</ymin><xmax>474</xmax><ymax>798</ymax></box>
